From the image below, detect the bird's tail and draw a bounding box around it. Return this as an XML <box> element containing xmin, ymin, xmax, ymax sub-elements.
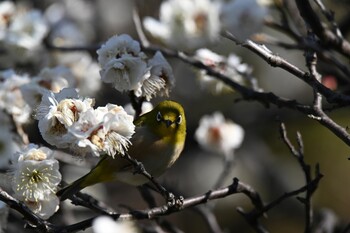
<box><xmin>56</xmin><ymin>156</ymin><xmax>112</xmax><ymax>201</ymax></box>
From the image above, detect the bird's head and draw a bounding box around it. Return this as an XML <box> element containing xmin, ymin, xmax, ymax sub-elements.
<box><xmin>135</xmin><ymin>100</ymin><xmax>186</xmax><ymax>140</ymax></box>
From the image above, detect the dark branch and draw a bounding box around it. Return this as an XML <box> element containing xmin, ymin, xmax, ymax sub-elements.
<box><xmin>44</xmin><ymin>178</ymin><xmax>263</xmax><ymax>233</ymax></box>
<box><xmin>295</xmin><ymin>0</ymin><xmax>350</xmax><ymax>58</ymax></box>
<box><xmin>0</xmin><ymin>188</ymin><xmax>55</xmax><ymax>232</ymax></box>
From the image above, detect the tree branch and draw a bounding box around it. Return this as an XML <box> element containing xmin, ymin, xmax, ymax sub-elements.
<box><xmin>10</xmin><ymin>178</ymin><xmax>263</xmax><ymax>233</ymax></box>
<box><xmin>295</xmin><ymin>0</ymin><xmax>350</xmax><ymax>58</ymax></box>
<box><xmin>0</xmin><ymin>188</ymin><xmax>55</xmax><ymax>232</ymax></box>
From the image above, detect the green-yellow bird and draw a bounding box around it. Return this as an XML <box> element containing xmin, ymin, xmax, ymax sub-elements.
<box><xmin>57</xmin><ymin>100</ymin><xmax>186</xmax><ymax>201</ymax></box>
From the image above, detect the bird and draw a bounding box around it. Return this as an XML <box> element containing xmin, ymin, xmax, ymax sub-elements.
<box><xmin>57</xmin><ymin>100</ymin><xmax>186</xmax><ymax>201</ymax></box>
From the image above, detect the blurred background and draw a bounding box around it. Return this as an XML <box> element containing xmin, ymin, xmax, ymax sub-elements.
<box><xmin>2</xmin><ymin>0</ymin><xmax>350</xmax><ymax>232</ymax></box>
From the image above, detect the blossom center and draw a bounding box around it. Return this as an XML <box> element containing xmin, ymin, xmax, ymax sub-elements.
<box><xmin>208</xmin><ymin>126</ymin><xmax>221</xmax><ymax>144</ymax></box>
<box><xmin>194</xmin><ymin>12</ymin><xmax>208</xmax><ymax>33</ymax></box>
<box><xmin>27</xmin><ymin>149</ymin><xmax>47</xmax><ymax>161</ymax></box>
<box><xmin>29</xmin><ymin>169</ymin><xmax>43</xmax><ymax>183</ymax></box>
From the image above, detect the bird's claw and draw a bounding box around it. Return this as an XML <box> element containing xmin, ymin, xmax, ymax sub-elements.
<box><xmin>166</xmin><ymin>193</ymin><xmax>184</xmax><ymax>208</ymax></box>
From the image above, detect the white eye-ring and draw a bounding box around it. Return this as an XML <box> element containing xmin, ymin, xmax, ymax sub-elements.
<box><xmin>176</xmin><ymin>115</ymin><xmax>182</xmax><ymax>124</ymax></box>
<box><xmin>156</xmin><ymin>111</ymin><xmax>162</xmax><ymax>122</ymax></box>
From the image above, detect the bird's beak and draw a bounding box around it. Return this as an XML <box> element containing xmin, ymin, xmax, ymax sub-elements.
<box><xmin>164</xmin><ymin>120</ymin><xmax>173</xmax><ymax>128</ymax></box>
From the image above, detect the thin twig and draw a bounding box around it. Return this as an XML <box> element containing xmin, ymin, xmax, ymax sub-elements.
<box><xmin>264</xmin><ymin>17</ymin><xmax>300</xmax><ymax>41</ymax></box>
<box><xmin>222</xmin><ymin>31</ymin><xmax>350</xmax><ymax>147</ymax></box>
<box><xmin>213</xmin><ymin>155</ymin><xmax>236</xmax><ymax>190</ymax></box>
<box><xmin>222</xmin><ymin>31</ymin><xmax>350</xmax><ymax>105</ymax></box>
<box><xmin>279</xmin><ymin>122</ymin><xmax>323</xmax><ymax>233</ymax></box>
<box><xmin>236</xmin><ymin>158</ymin><xmax>323</xmax><ymax>233</ymax></box>
<box><xmin>254</xmin><ymin>33</ymin><xmax>350</xmax><ymax>81</ymax></box>
<box><xmin>313</xmin><ymin>0</ymin><xmax>343</xmax><ymax>38</ymax></box>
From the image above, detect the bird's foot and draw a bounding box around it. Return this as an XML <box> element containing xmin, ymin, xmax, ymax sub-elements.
<box><xmin>166</xmin><ymin>192</ymin><xmax>184</xmax><ymax>209</ymax></box>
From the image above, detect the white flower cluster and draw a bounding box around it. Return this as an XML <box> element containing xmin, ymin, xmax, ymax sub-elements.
<box><xmin>0</xmin><ymin>66</ymin><xmax>99</xmax><ymax>126</ymax></box>
<box><xmin>143</xmin><ymin>0</ymin><xmax>221</xmax><ymax>51</ymax></box>
<box><xmin>35</xmin><ymin>88</ymin><xmax>135</xmax><ymax>157</ymax></box>
<box><xmin>0</xmin><ymin>1</ymin><xmax>49</xmax><ymax>67</ymax></box>
<box><xmin>20</xmin><ymin>66</ymin><xmax>74</xmax><ymax>109</ymax></box>
<box><xmin>45</xmin><ymin>0</ymin><xmax>101</xmax><ymax>97</ymax></box>
<box><xmin>97</xmin><ymin>34</ymin><xmax>174</xmax><ymax>101</ymax></box>
<box><xmin>143</xmin><ymin>0</ymin><xmax>267</xmax><ymax>51</ymax></box>
<box><xmin>45</xmin><ymin>0</ymin><xmax>96</xmax><ymax>47</ymax></box>
<box><xmin>194</xmin><ymin>48</ymin><xmax>251</xmax><ymax>94</ymax></box>
<box><xmin>11</xmin><ymin>144</ymin><xmax>61</xmax><ymax>219</ymax></box>
<box><xmin>0</xmin><ymin>69</ymin><xmax>31</xmax><ymax>123</ymax></box>
<box><xmin>195</xmin><ymin>112</ymin><xmax>244</xmax><ymax>156</ymax></box>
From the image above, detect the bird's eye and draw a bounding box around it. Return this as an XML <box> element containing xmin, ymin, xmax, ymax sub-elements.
<box><xmin>156</xmin><ymin>111</ymin><xmax>162</xmax><ymax>122</ymax></box>
<box><xmin>176</xmin><ymin>115</ymin><xmax>182</xmax><ymax>124</ymax></box>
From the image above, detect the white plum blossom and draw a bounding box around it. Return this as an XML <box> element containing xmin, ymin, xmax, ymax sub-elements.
<box><xmin>195</xmin><ymin>112</ymin><xmax>244</xmax><ymax>156</ymax></box>
<box><xmin>93</xmin><ymin>216</ymin><xmax>139</xmax><ymax>233</ymax></box>
<box><xmin>97</xmin><ymin>34</ymin><xmax>147</xmax><ymax>95</ymax></box>
<box><xmin>0</xmin><ymin>69</ymin><xmax>31</xmax><ymax>123</ymax></box>
<box><xmin>196</xmin><ymin>48</ymin><xmax>225</xmax><ymax>64</ymax></box>
<box><xmin>35</xmin><ymin>88</ymin><xmax>95</xmax><ymax>148</ymax></box>
<box><xmin>220</xmin><ymin>0</ymin><xmax>267</xmax><ymax>41</ymax></box>
<box><xmin>0</xmin><ymin>4</ymin><xmax>49</xmax><ymax>67</ymax></box>
<box><xmin>68</xmin><ymin>108</ymin><xmax>105</xmax><ymax>156</ymax></box>
<box><xmin>35</xmin><ymin>87</ymin><xmax>136</xmax><ymax>157</ymax></box>
<box><xmin>194</xmin><ymin>49</ymin><xmax>251</xmax><ymax>94</ymax></box>
<box><xmin>0</xmin><ymin>1</ymin><xmax>15</xmax><ymax>40</ymax></box>
<box><xmin>20</xmin><ymin>66</ymin><xmax>74</xmax><ymax>108</ymax></box>
<box><xmin>13</xmin><ymin>158</ymin><xmax>61</xmax><ymax>201</ymax></box>
<box><xmin>97</xmin><ymin>34</ymin><xmax>145</xmax><ymax>67</ymax></box>
<box><xmin>24</xmin><ymin>193</ymin><xmax>60</xmax><ymax>220</ymax></box>
<box><xmin>100</xmin><ymin>56</ymin><xmax>147</xmax><ymax>93</ymax></box>
<box><xmin>102</xmin><ymin>111</ymin><xmax>135</xmax><ymax>157</ymax></box>
<box><xmin>11</xmin><ymin>144</ymin><xmax>61</xmax><ymax>219</ymax></box>
<box><xmin>0</xmin><ymin>2</ymin><xmax>15</xmax><ymax>21</ymax></box>
<box><xmin>98</xmin><ymin>34</ymin><xmax>175</xmax><ymax>100</ymax></box>
<box><xmin>140</xmin><ymin>51</ymin><xmax>175</xmax><ymax>100</ymax></box>
<box><xmin>12</xmin><ymin>143</ymin><xmax>54</xmax><ymax>163</ymax></box>
<box><xmin>6</xmin><ymin>9</ymin><xmax>48</xmax><ymax>49</ymax></box>
<box><xmin>69</xmin><ymin>104</ymin><xmax>135</xmax><ymax>157</ymax></box>
<box><xmin>143</xmin><ymin>0</ymin><xmax>221</xmax><ymax>51</ymax></box>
